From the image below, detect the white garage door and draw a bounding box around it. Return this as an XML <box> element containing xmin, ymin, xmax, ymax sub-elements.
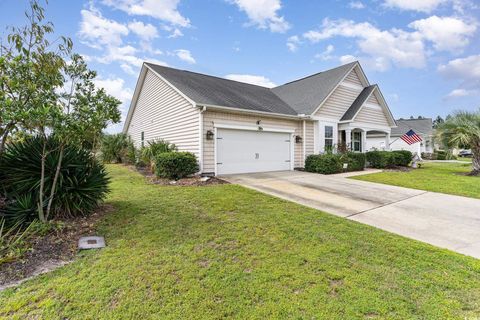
<box><xmin>216</xmin><ymin>128</ymin><xmax>292</xmax><ymax>175</ymax></box>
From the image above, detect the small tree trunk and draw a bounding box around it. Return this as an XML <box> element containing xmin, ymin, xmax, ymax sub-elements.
<box><xmin>470</xmin><ymin>145</ymin><xmax>480</xmax><ymax>176</ymax></box>
<box><xmin>0</xmin><ymin>123</ymin><xmax>14</xmax><ymax>154</ymax></box>
<box><xmin>46</xmin><ymin>144</ymin><xmax>64</xmax><ymax>220</ymax></box>
<box><xmin>38</xmin><ymin>138</ymin><xmax>47</xmax><ymax>222</ymax></box>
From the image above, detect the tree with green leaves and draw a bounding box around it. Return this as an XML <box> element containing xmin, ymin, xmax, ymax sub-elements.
<box><xmin>437</xmin><ymin>110</ymin><xmax>480</xmax><ymax>176</ymax></box>
<box><xmin>1</xmin><ymin>1</ymin><xmax>121</xmax><ymax>222</ymax></box>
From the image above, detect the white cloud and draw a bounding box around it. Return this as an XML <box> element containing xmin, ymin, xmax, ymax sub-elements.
<box><xmin>224</xmin><ymin>74</ymin><xmax>276</xmax><ymax>87</ymax></box>
<box><xmin>168</xmin><ymin>28</ymin><xmax>184</xmax><ymax>38</ymax></box>
<box><xmin>339</xmin><ymin>54</ymin><xmax>357</xmax><ymax>64</ymax></box>
<box><xmin>438</xmin><ymin>54</ymin><xmax>480</xmax><ymax>80</ymax></box>
<box><xmin>287</xmin><ymin>35</ymin><xmax>300</xmax><ymax>52</ymax></box>
<box><xmin>383</xmin><ymin>0</ymin><xmax>447</xmax><ymax>13</ymax></box>
<box><xmin>314</xmin><ymin>44</ymin><xmax>334</xmax><ymax>60</ymax></box>
<box><xmin>446</xmin><ymin>88</ymin><xmax>477</xmax><ymax>98</ymax></box>
<box><xmin>438</xmin><ymin>55</ymin><xmax>480</xmax><ymax>99</ymax></box>
<box><xmin>102</xmin><ymin>0</ymin><xmax>190</xmax><ymax>27</ymax></box>
<box><xmin>94</xmin><ymin>77</ymin><xmax>133</xmax><ymax>104</ymax></box>
<box><xmin>303</xmin><ymin>19</ymin><xmax>426</xmax><ymax>70</ymax></box>
<box><xmin>409</xmin><ymin>16</ymin><xmax>476</xmax><ymax>52</ymax></box>
<box><xmin>230</xmin><ymin>0</ymin><xmax>290</xmax><ymax>33</ymax></box>
<box><xmin>349</xmin><ymin>1</ymin><xmax>365</xmax><ymax>9</ymax></box>
<box><xmin>128</xmin><ymin>20</ymin><xmax>158</xmax><ymax>41</ymax></box>
<box><xmin>79</xmin><ymin>8</ymin><xmax>129</xmax><ymax>48</ymax></box>
<box><xmin>175</xmin><ymin>49</ymin><xmax>196</xmax><ymax>64</ymax></box>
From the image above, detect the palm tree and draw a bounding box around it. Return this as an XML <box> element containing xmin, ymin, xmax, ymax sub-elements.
<box><xmin>437</xmin><ymin>110</ymin><xmax>480</xmax><ymax>176</ymax></box>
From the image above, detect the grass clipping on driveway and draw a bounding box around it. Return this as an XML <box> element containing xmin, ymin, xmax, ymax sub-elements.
<box><xmin>1</xmin><ymin>165</ymin><xmax>479</xmax><ymax>319</ymax></box>
<box><xmin>351</xmin><ymin>162</ymin><xmax>480</xmax><ymax>199</ymax></box>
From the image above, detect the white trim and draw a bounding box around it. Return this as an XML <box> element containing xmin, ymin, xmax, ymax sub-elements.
<box><xmin>339</xmin><ymin>121</ymin><xmax>392</xmax><ymax>132</ymax></box>
<box><xmin>339</xmin><ymin>81</ymin><xmax>364</xmax><ymax>91</ymax></box>
<box><xmin>197</xmin><ymin>103</ymin><xmax>302</xmax><ymax>120</ymax></box>
<box><xmin>213</xmin><ymin>122</ymin><xmax>295</xmax><ymax>133</ymax></box>
<box><xmin>310</xmin><ymin>115</ymin><xmax>340</xmax><ymax>122</ymax></box>
<box><xmin>123</xmin><ymin>66</ymin><xmax>148</xmax><ymax>133</ymax></box>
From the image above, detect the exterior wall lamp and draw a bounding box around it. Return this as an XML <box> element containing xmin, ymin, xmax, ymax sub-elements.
<box><xmin>295</xmin><ymin>135</ymin><xmax>302</xmax><ymax>143</ymax></box>
<box><xmin>206</xmin><ymin>130</ymin><xmax>214</xmax><ymax>140</ymax></box>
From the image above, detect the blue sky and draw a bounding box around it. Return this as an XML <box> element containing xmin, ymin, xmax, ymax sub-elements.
<box><xmin>1</xmin><ymin>0</ymin><xmax>479</xmax><ymax>132</ymax></box>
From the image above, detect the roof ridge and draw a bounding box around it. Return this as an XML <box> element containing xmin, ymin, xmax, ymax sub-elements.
<box><xmin>274</xmin><ymin>61</ymin><xmax>357</xmax><ymax>88</ymax></box>
<box><xmin>145</xmin><ymin>62</ymin><xmax>273</xmax><ymax>90</ymax></box>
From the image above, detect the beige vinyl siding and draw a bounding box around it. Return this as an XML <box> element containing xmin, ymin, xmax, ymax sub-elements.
<box><xmin>314</xmin><ymin>84</ymin><xmax>360</xmax><ymax>119</ymax></box>
<box><xmin>202</xmin><ymin>111</ymin><xmax>309</xmax><ymax>173</ymax></box>
<box><xmin>304</xmin><ymin>121</ymin><xmax>315</xmax><ymax>156</ymax></box>
<box><xmin>355</xmin><ymin>106</ymin><xmax>390</xmax><ymax>126</ymax></box>
<box><xmin>367</xmin><ymin>93</ymin><xmax>380</xmax><ymax>105</ymax></box>
<box><xmin>126</xmin><ymin>70</ymin><xmax>200</xmax><ymax>157</ymax></box>
<box><xmin>343</xmin><ymin>68</ymin><xmax>363</xmax><ymax>86</ymax></box>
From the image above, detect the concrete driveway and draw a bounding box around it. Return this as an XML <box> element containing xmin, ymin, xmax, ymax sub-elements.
<box><xmin>222</xmin><ymin>170</ymin><xmax>480</xmax><ymax>259</ymax></box>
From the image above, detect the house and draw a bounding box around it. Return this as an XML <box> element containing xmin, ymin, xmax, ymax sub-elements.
<box><xmin>123</xmin><ymin>61</ymin><xmax>397</xmax><ymax>175</ymax></box>
<box><xmin>366</xmin><ymin>118</ymin><xmax>434</xmax><ymax>155</ymax></box>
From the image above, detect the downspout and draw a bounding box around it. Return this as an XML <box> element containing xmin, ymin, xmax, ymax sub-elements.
<box><xmin>302</xmin><ymin>120</ymin><xmax>306</xmax><ymax>167</ymax></box>
<box><xmin>198</xmin><ymin>105</ymin><xmax>206</xmax><ymax>174</ymax></box>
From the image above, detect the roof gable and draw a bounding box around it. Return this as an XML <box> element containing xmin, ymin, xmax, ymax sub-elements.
<box><xmin>271</xmin><ymin>62</ymin><xmax>358</xmax><ymax>115</ymax></box>
<box><xmin>145</xmin><ymin>63</ymin><xmax>298</xmax><ymax>115</ymax></box>
<box><xmin>340</xmin><ymin>85</ymin><xmax>376</xmax><ymax>121</ymax></box>
<box><xmin>392</xmin><ymin>119</ymin><xmax>433</xmax><ymax>136</ymax></box>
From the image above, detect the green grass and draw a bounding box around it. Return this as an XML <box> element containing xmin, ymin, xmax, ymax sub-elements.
<box><xmin>1</xmin><ymin>165</ymin><xmax>480</xmax><ymax>319</ymax></box>
<box><xmin>352</xmin><ymin>162</ymin><xmax>480</xmax><ymax>199</ymax></box>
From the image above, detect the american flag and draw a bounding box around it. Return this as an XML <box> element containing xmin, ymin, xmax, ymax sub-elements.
<box><xmin>400</xmin><ymin>129</ymin><xmax>422</xmax><ymax>145</ymax></box>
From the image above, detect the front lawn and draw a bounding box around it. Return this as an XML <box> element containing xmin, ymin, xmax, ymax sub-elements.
<box><xmin>1</xmin><ymin>165</ymin><xmax>480</xmax><ymax>319</ymax></box>
<box><xmin>351</xmin><ymin>162</ymin><xmax>480</xmax><ymax>199</ymax></box>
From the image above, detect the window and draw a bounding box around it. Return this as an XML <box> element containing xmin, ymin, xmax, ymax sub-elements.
<box><xmin>324</xmin><ymin>126</ymin><xmax>333</xmax><ymax>151</ymax></box>
<box><xmin>352</xmin><ymin>131</ymin><xmax>362</xmax><ymax>152</ymax></box>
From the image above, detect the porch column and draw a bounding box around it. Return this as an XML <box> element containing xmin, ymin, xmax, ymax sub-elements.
<box><xmin>361</xmin><ymin>130</ymin><xmax>367</xmax><ymax>153</ymax></box>
<box><xmin>385</xmin><ymin>132</ymin><xmax>390</xmax><ymax>151</ymax></box>
<box><xmin>345</xmin><ymin>129</ymin><xmax>352</xmax><ymax>151</ymax></box>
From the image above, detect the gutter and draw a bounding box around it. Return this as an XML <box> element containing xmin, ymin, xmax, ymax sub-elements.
<box><xmin>196</xmin><ymin>103</ymin><xmax>311</xmax><ymax>120</ymax></box>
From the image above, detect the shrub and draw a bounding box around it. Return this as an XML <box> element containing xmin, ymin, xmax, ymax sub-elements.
<box><xmin>342</xmin><ymin>152</ymin><xmax>366</xmax><ymax>172</ymax></box>
<box><xmin>305</xmin><ymin>154</ymin><xmax>343</xmax><ymax>174</ymax></box>
<box><xmin>155</xmin><ymin>152</ymin><xmax>199</xmax><ymax>180</ymax></box>
<box><xmin>421</xmin><ymin>152</ymin><xmax>436</xmax><ymax>160</ymax></box>
<box><xmin>141</xmin><ymin>139</ymin><xmax>177</xmax><ymax>172</ymax></box>
<box><xmin>101</xmin><ymin>133</ymin><xmax>135</xmax><ymax>164</ymax></box>
<box><xmin>436</xmin><ymin>150</ymin><xmax>447</xmax><ymax>160</ymax></box>
<box><xmin>366</xmin><ymin>151</ymin><xmax>395</xmax><ymax>169</ymax></box>
<box><xmin>0</xmin><ymin>137</ymin><xmax>109</xmax><ymax>223</ymax></box>
<box><xmin>392</xmin><ymin>150</ymin><xmax>412</xmax><ymax>167</ymax></box>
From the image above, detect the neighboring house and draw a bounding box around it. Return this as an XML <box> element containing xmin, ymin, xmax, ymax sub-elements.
<box><xmin>366</xmin><ymin>118</ymin><xmax>434</xmax><ymax>155</ymax></box>
<box><xmin>124</xmin><ymin>61</ymin><xmax>396</xmax><ymax>175</ymax></box>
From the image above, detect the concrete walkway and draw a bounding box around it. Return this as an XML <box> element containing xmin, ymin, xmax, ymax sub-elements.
<box><xmin>222</xmin><ymin>170</ymin><xmax>480</xmax><ymax>259</ymax></box>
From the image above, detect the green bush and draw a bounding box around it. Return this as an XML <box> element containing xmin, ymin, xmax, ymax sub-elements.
<box><xmin>140</xmin><ymin>139</ymin><xmax>177</xmax><ymax>172</ymax></box>
<box><xmin>305</xmin><ymin>154</ymin><xmax>343</xmax><ymax>174</ymax></box>
<box><xmin>392</xmin><ymin>150</ymin><xmax>412</xmax><ymax>166</ymax></box>
<box><xmin>101</xmin><ymin>133</ymin><xmax>135</xmax><ymax>164</ymax></box>
<box><xmin>0</xmin><ymin>137</ymin><xmax>109</xmax><ymax>223</ymax></box>
<box><xmin>367</xmin><ymin>150</ymin><xmax>413</xmax><ymax>168</ymax></box>
<box><xmin>436</xmin><ymin>150</ymin><xmax>447</xmax><ymax>160</ymax></box>
<box><xmin>342</xmin><ymin>152</ymin><xmax>366</xmax><ymax>172</ymax></box>
<box><xmin>155</xmin><ymin>152</ymin><xmax>199</xmax><ymax>180</ymax></box>
<box><xmin>366</xmin><ymin>151</ymin><xmax>394</xmax><ymax>168</ymax></box>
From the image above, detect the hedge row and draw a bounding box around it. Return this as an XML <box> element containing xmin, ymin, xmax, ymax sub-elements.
<box><xmin>305</xmin><ymin>152</ymin><xmax>366</xmax><ymax>174</ymax></box>
<box><xmin>366</xmin><ymin>150</ymin><xmax>412</xmax><ymax>168</ymax></box>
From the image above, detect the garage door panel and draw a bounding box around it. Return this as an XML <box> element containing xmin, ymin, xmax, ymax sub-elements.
<box><xmin>217</xmin><ymin>128</ymin><xmax>291</xmax><ymax>175</ymax></box>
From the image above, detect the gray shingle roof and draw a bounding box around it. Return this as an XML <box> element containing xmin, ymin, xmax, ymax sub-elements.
<box><xmin>271</xmin><ymin>62</ymin><xmax>357</xmax><ymax>115</ymax></box>
<box><xmin>145</xmin><ymin>63</ymin><xmax>298</xmax><ymax>115</ymax></box>
<box><xmin>391</xmin><ymin>118</ymin><xmax>433</xmax><ymax>136</ymax></box>
<box><xmin>340</xmin><ymin>85</ymin><xmax>376</xmax><ymax>121</ymax></box>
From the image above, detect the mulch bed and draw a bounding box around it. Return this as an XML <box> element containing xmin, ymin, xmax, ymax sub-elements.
<box><xmin>0</xmin><ymin>205</ymin><xmax>112</xmax><ymax>290</ymax></box>
<box><xmin>131</xmin><ymin>165</ymin><xmax>229</xmax><ymax>186</ymax></box>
